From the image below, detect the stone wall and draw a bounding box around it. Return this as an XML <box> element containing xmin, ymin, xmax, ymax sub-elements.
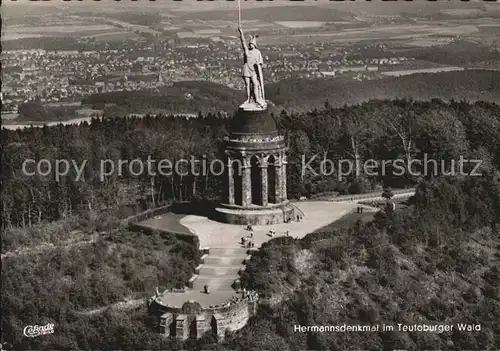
<box><xmin>214</xmin><ymin>204</ymin><xmax>295</xmax><ymax>225</ymax></box>
<box><xmin>121</xmin><ymin>205</ymin><xmax>170</xmax><ymax>226</ymax></box>
<box><xmin>213</xmin><ymin>298</ymin><xmax>252</xmax><ymax>333</ymax></box>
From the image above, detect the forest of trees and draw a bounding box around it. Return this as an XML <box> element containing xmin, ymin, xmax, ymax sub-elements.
<box><xmin>13</xmin><ymin>71</ymin><xmax>498</xmax><ymax>121</ymax></box>
<box><xmin>78</xmin><ymin>70</ymin><xmax>500</xmax><ymax>115</ymax></box>
<box><xmin>229</xmin><ymin>175</ymin><xmax>500</xmax><ymax>350</ymax></box>
<box><xmin>3</xmin><ymin>99</ymin><xmax>500</xmax><ymax>251</ymax></box>
<box><xmin>82</xmin><ymin>81</ymin><xmax>245</xmax><ymax>116</ymax></box>
<box><xmin>348</xmin><ymin>41</ymin><xmax>500</xmax><ymax>66</ymax></box>
<box><xmin>78</xmin><ymin>11</ymin><xmax>163</xmax><ymax>27</ymax></box>
<box><xmin>3</xmin><ymin>171</ymin><xmax>498</xmax><ymax>349</ymax></box>
<box><xmin>16</xmin><ymin>100</ymin><xmax>81</xmax><ymax>122</ymax></box>
<box><xmin>265</xmin><ymin>70</ymin><xmax>500</xmax><ymax>111</ymax></box>
<box><xmin>2</xmin><ymin>98</ymin><xmax>500</xmax><ymax>349</ymax></box>
<box><xmin>408</xmin><ymin>40</ymin><xmax>500</xmax><ymax>66</ymax></box>
<box><xmin>2</xmin><ymin>230</ymin><xmax>201</xmax><ymax>350</ymax></box>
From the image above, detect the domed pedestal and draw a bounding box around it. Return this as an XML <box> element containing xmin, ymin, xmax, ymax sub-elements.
<box><xmin>214</xmin><ymin>107</ymin><xmax>294</xmax><ymax>226</ymax></box>
<box><xmin>214</xmin><ymin>202</ymin><xmax>295</xmax><ymax>226</ymax></box>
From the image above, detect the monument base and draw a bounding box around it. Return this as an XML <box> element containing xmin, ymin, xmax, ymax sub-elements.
<box><xmin>238</xmin><ymin>100</ymin><xmax>268</xmax><ymax>111</ymax></box>
<box><xmin>213</xmin><ymin>202</ymin><xmax>295</xmax><ymax>226</ymax></box>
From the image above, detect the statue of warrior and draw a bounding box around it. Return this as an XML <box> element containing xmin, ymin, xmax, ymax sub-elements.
<box><xmin>238</xmin><ymin>24</ymin><xmax>266</xmax><ymax>108</ymax></box>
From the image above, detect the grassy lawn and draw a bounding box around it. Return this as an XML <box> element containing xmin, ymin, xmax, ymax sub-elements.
<box><xmin>137</xmin><ymin>212</ymin><xmax>192</xmax><ymax>235</ymax></box>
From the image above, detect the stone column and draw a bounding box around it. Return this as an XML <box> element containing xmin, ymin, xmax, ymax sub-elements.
<box><xmin>159</xmin><ymin>313</ymin><xmax>174</xmax><ymax>337</ymax></box>
<box><xmin>212</xmin><ymin>314</ymin><xmax>225</xmax><ymax>341</ymax></box>
<box><xmin>175</xmin><ymin>314</ymin><xmax>188</xmax><ymax>341</ymax></box>
<box><xmin>260</xmin><ymin>156</ymin><xmax>269</xmax><ymax>207</ymax></box>
<box><xmin>242</xmin><ymin>156</ymin><xmax>252</xmax><ymax>207</ymax></box>
<box><xmin>281</xmin><ymin>154</ymin><xmax>287</xmax><ymax>201</ymax></box>
<box><xmin>227</xmin><ymin>157</ymin><xmax>235</xmax><ymax>205</ymax></box>
<box><xmin>248</xmin><ymin>300</ymin><xmax>258</xmax><ymax>316</ymax></box>
<box><xmin>196</xmin><ymin>315</ymin><xmax>206</xmax><ymax>340</ymax></box>
<box><xmin>274</xmin><ymin>154</ymin><xmax>282</xmax><ymax>204</ymax></box>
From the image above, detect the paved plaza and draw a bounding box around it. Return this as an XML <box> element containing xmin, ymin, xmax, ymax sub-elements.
<box><xmin>156</xmin><ymin>201</ymin><xmax>359</xmax><ymax>307</ymax></box>
<box><xmin>180</xmin><ymin>201</ymin><xmax>358</xmax><ymax>249</ymax></box>
<box><xmin>158</xmin><ymin>289</ymin><xmax>238</xmax><ymax>309</ymax></box>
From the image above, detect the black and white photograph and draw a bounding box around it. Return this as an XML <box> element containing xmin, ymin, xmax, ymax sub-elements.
<box><xmin>1</xmin><ymin>0</ymin><xmax>500</xmax><ymax>350</ymax></box>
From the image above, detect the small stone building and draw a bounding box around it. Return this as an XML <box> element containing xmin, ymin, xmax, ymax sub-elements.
<box><xmin>151</xmin><ymin>299</ymin><xmax>258</xmax><ymax>341</ymax></box>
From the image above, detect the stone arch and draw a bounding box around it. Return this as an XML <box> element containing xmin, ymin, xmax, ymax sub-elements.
<box><xmin>169</xmin><ymin>319</ymin><xmax>176</xmax><ymax>337</ymax></box>
<box><xmin>181</xmin><ymin>301</ymin><xmax>203</xmax><ymax>315</ymax></box>
<box><xmin>250</xmin><ymin>155</ymin><xmax>262</xmax><ymax>206</ymax></box>
<box><xmin>189</xmin><ymin>317</ymin><xmax>197</xmax><ymax>339</ymax></box>
<box><xmin>230</xmin><ymin>155</ymin><xmax>243</xmax><ymax>206</ymax></box>
<box><xmin>267</xmin><ymin>154</ymin><xmax>277</xmax><ymax>204</ymax></box>
<box><xmin>211</xmin><ymin>315</ymin><xmax>218</xmax><ymax>337</ymax></box>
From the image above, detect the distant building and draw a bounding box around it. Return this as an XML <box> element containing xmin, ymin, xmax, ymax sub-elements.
<box><xmin>321</xmin><ymin>71</ymin><xmax>336</xmax><ymax>77</ymax></box>
<box><xmin>336</xmin><ymin>66</ymin><xmax>366</xmax><ymax>74</ymax></box>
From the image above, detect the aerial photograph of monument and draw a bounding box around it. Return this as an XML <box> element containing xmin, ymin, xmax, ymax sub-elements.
<box><xmin>1</xmin><ymin>0</ymin><xmax>499</xmax><ymax>350</ymax></box>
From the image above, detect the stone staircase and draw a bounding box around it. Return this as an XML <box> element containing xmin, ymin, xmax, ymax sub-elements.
<box><xmin>192</xmin><ymin>277</ymin><xmax>236</xmax><ymax>292</ymax></box>
<box><xmin>203</xmin><ymin>256</ymin><xmax>245</xmax><ymax>266</ymax></box>
<box><xmin>198</xmin><ymin>265</ymin><xmax>242</xmax><ymax>276</ymax></box>
<box><xmin>189</xmin><ymin>247</ymin><xmax>254</xmax><ymax>293</ymax></box>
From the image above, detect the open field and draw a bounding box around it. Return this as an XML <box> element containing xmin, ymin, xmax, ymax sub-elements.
<box><xmin>440</xmin><ymin>9</ymin><xmax>484</xmax><ymax>16</ymax></box>
<box><xmin>103</xmin><ymin>18</ymin><xmax>162</xmax><ymax>35</ymax></box>
<box><xmin>177</xmin><ymin>31</ymin><xmax>223</xmax><ymax>39</ymax></box>
<box><xmin>2</xmin><ymin>24</ymin><xmax>122</xmax><ymax>40</ymax></box>
<box><xmin>1</xmin><ymin>116</ymin><xmax>96</xmax><ymax>130</ymax></box>
<box><xmin>276</xmin><ymin>21</ymin><xmax>326</xmax><ymax>28</ymax></box>
<box><xmin>82</xmin><ymin>31</ymin><xmax>143</xmax><ymax>41</ymax></box>
<box><xmin>4</xmin><ymin>8</ymin><xmax>497</xmax><ymax>46</ymax></box>
<box><xmin>381</xmin><ymin>66</ymin><xmax>465</xmax><ymax>77</ymax></box>
<box><xmin>193</xmin><ymin>29</ymin><xmax>222</xmax><ymax>34</ymax></box>
<box><xmin>8</xmin><ymin>14</ymin><xmax>164</xmax><ymax>38</ymax></box>
<box><xmin>1</xmin><ymin>33</ymin><xmax>52</xmax><ymax>41</ymax></box>
<box><xmin>4</xmin><ymin>24</ymin><xmax>116</xmax><ymax>33</ymax></box>
<box><xmin>406</xmin><ymin>38</ymin><xmax>455</xmax><ymax>47</ymax></box>
<box><xmin>258</xmin><ymin>22</ymin><xmax>486</xmax><ymax>45</ymax></box>
<box><xmin>1</xmin><ymin>113</ymin><xmax>19</xmax><ymax>120</ymax></box>
<box><xmin>45</xmin><ymin>101</ymin><xmax>81</xmax><ymax>107</ymax></box>
<box><xmin>179</xmin><ymin>5</ymin><xmax>354</xmax><ymax>22</ymax></box>
<box><xmin>298</xmin><ymin>24</ymin><xmax>478</xmax><ymax>38</ymax></box>
<box><xmin>161</xmin><ymin>26</ymin><xmax>181</xmax><ymax>31</ymax></box>
<box><xmin>478</xmin><ymin>24</ymin><xmax>500</xmax><ymax>28</ymax></box>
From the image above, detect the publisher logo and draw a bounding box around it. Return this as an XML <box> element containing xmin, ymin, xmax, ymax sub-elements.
<box><xmin>23</xmin><ymin>323</ymin><xmax>55</xmax><ymax>338</ymax></box>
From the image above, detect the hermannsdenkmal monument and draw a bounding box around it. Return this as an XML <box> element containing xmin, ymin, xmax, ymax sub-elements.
<box><xmin>146</xmin><ymin>19</ymin><xmax>302</xmax><ymax>342</ymax></box>
<box><xmin>213</xmin><ymin>22</ymin><xmax>296</xmax><ymax>226</ymax></box>
<box><xmin>238</xmin><ymin>25</ymin><xmax>266</xmax><ymax>110</ymax></box>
